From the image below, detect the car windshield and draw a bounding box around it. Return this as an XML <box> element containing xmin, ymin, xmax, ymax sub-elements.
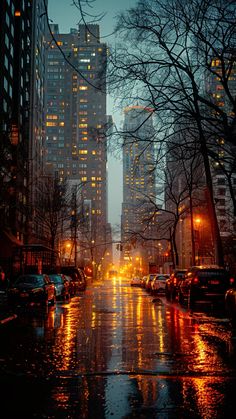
<box><xmin>14</xmin><ymin>276</ymin><xmax>44</xmax><ymax>286</ymax></box>
<box><xmin>49</xmin><ymin>275</ymin><xmax>62</xmax><ymax>284</ymax></box>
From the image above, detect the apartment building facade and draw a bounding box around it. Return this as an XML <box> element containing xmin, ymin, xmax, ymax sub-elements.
<box><xmin>45</xmin><ymin>24</ymin><xmax>111</xmax><ymax>271</ymax></box>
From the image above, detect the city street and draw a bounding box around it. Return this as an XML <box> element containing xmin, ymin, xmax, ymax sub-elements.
<box><xmin>0</xmin><ymin>278</ymin><xmax>236</xmax><ymax>418</ymax></box>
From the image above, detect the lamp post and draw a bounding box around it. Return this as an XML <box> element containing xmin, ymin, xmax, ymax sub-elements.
<box><xmin>194</xmin><ymin>217</ymin><xmax>201</xmax><ymax>265</ymax></box>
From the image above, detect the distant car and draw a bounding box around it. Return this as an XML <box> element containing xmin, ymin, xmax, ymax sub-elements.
<box><xmin>48</xmin><ymin>274</ymin><xmax>70</xmax><ymax>301</ymax></box>
<box><xmin>165</xmin><ymin>269</ymin><xmax>187</xmax><ymax>301</ymax></box>
<box><xmin>60</xmin><ymin>266</ymin><xmax>87</xmax><ymax>292</ymax></box>
<box><xmin>7</xmin><ymin>274</ymin><xmax>56</xmax><ymax>307</ymax></box>
<box><xmin>151</xmin><ymin>274</ymin><xmax>169</xmax><ymax>295</ymax></box>
<box><xmin>130</xmin><ymin>277</ymin><xmax>142</xmax><ymax>286</ymax></box>
<box><xmin>225</xmin><ymin>284</ymin><xmax>236</xmax><ymax>328</ymax></box>
<box><xmin>178</xmin><ymin>266</ymin><xmax>233</xmax><ymax>307</ymax></box>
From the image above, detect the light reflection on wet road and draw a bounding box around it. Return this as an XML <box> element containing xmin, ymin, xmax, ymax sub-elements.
<box><xmin>0</xmin><ymin>277</ymin><xmax>236</xmax><ymax>418</ymax></box>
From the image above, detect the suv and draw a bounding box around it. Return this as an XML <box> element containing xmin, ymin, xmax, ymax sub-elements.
<box><xmin>60</xmin><ymin>266</ymin><xmax>87</xmax><ymax>292</ymax></box>
<box><xmin>165</xmin><ymin>269</ymin><xmax>187</xmax><ymax>301</ymax></box>
<box><xmin>178</xmin><ymin>265</ymin><xmax>232</xmax><ymax>307</ymax></box>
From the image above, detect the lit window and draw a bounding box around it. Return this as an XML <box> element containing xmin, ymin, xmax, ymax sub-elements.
<box><xmin>46</xmin><ymin>115</ymin><xmax>58</xmax><ymax>120</ymax></box>
<box><xmin>79</xmin><ymin>86</ymin><xmax>88</xmax><ymax>90</ymax></box>
<box><xmin>79</xmin><ymin>124</ymin><xmax>88</xmax><ymax>128</ymax></box>
<box><xmin>46</xmin><ymin>122</ymin><xmax>57</xmax><ymax>126</ymax></box>
<box><xmin>79</xmin><ymin>150</ymin><xmax>88</xmax><ymax>154</ymax></box>
<box><xmin>92</xmin><ymin>151</ymin><xmax>96</xmax><ymax>155</ymax></box>
<box><xmin>82</xmin><ymin>137</ymin><xmax>88</xmax><ymax>141</ymax></box>
<box><xmin>81</xmin><ymin>177</ymin><xmax>87</xmax><ymax>181</ymax></box>
<box><xmin>59</xmin><ymin>122</ymin><xmax>65</xmax><ymax>126</ymax></box>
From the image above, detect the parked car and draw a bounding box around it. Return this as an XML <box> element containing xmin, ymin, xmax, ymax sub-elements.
<box><xmin>60</xmin><ymin>266</ymin><xmax>87</xmax><ymax>292</ymax></box>
<box><xmin>48</xmin><ymin>274</ymin><xmax>70</xmax><ymax>301</ymax></box>
<box><xmin>141</xmin><ymin>276</ymin><xmax>148</xmax><ymax>288</ymax></box>
<box><xmin>64</xmin><ymin>274</ymin><xmax>76</xmax><ymax>296</ymax></box>
<box><xmin>145</xmin><ymin>274</ymin><xmax>158</xmax><ymax>292</ymax></box>
<box><xmin>7</xmin><ymin>274</ymin><xmax>56</xmax><ymax>307</ymax></box>
<box><xmin>130</xmin><ymin>277</ymin><xmax>142</xmax><ymax>286</ymax></box>
<box><xmin>151</xmin><ymin>274</ymin><xmax>170</xmax><ymax>295</ymax></box>
<box><xmin>178</xmin><ymin>265</ymin><xmax>233</xmax><ymax>307</ymax></box>
<box><xmin>165</xmin><ymin>269</ymin><xmax>187</xmax><ymax>301</ymax></box>
<box><xmin>225</xmin><ymin>285</ymin><xmax>236</xmax><ymax>328</ymax></box>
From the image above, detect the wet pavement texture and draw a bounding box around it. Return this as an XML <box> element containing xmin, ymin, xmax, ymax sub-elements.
<box><xmin>0</xmin><ymin>278</ymin><xmax>236</xmax><ymax>418</ymax></box>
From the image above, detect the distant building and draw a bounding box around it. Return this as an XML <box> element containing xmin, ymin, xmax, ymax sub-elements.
<box><xmin>121</xmin><ymin>106</ymin><xmax>157</xmax><ymax>275</ymax></box>
<box><xmin>44</xmin><ymin>24</ymin><xmax>112</xmax><ymax>271</ymax></box>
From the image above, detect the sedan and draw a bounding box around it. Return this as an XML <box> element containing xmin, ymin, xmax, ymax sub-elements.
<box><xmin>151</xmin><ymin>274</ymin><xmax>169</xmax><ymax>295</ymax></box>
<box><xmin>7</xmin><ymin>274</ymin><xmax>56</xmax><ymax>307</ymax></box>
<box><xmin>178</xmin><ymin>266</ymin><xmax>233</xmax><ymax>307</ymax></box>
<box><xmin>165</xmin><ymin>269</ymin><xmax>187</xmax><ymax>301</ymax></box>
<box><xmin>48</xmin><ymin>274</ymin><xmax>70</xmax><ymax>301</ymax></box>
<box><xmin>60</xmin><ymin>266</ymin><xmax>87</xmax><ymax>292</ymax></box>
<box><xmin>130</xmin><ymin>277</ymin><xmax>142</xmax><ymax>286</ymax></box>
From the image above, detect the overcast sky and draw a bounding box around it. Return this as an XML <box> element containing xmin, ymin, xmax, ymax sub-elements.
<box><xmin>48</xmin><ymin>0</ymin><xmax>137</xmax><ymax>229</ymax></box>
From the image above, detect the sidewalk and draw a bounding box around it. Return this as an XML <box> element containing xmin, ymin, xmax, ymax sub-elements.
<box><xmin>0</xmin><ymin>290</ymin><xmax>17</xmax><ymax>325</ymax></box>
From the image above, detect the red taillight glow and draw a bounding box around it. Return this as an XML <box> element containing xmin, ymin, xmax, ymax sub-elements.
<box><xmin>193</xmin><ymin>277</ymin><xmax>199</xmax><ymax>285</ymax></box>
<box><xmin>230</xmin><ymin>277</ymin><xmax>235</xmax><ymax>285</ymax></box>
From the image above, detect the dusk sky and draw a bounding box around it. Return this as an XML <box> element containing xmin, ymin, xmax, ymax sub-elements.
<box><xmin>48</xmin><ymin>0</ymin><xmax>137</xmax><ymax>229</ymax></box>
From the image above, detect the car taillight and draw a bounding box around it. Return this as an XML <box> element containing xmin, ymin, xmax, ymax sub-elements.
<box><xmin>193</xmin><ymin>277</ymin><xmax>199</xmax><ymax>285</ymax></box>
<box><xmin>173</xmin><ymin>278</ymin><xmax>177</xmax><ymax>285</ymax></box>
<box><xmin>230</xmin><ymin>277</ymin><xmax>235</xmax><ymax>285</ymax></box>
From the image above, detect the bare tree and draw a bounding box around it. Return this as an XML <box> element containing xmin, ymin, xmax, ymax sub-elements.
<box><xmin>108</xmin><ymin>0</ymin><xmax>236</xmax><ymax>266</ymax></box>
<box><xmin>35</xmin><ymin>175</ymin><xmax>70</xmax><ymax>252</ymax></box>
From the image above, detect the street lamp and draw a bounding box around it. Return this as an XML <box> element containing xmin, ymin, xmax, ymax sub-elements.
<box><xmin>194</xmin><ymin>217</ymin><xmax>202</xmax><ymax>265</ymax></box>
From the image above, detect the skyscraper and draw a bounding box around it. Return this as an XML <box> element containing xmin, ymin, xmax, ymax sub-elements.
<box><xmin>121</xmin><ymin>106</ymin><xmax>157</xmax><ymax>274</ymax></box>
<box><xmin>45</xmin><ymin>24</ymin><xmax>111</xmax><ymax>271</ymax></box>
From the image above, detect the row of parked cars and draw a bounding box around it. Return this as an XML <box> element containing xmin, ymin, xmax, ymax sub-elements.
<box><xmin>131</xmin><ymin>265</ymin><xmax>236</xmax><ymax>327</ymax></box>
<box><xmin>7</xmin><ymin>266</ymin><xmax>87</xmax><ymax>308</ymax></box>
<box><xmin>131</xmin><ymin>273</ymin><xmax>170</xmax><ymax>294</ymax></box>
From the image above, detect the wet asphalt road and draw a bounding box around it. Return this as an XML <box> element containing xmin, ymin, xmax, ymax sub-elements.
<box><xmin>0</xmin><ymin>277</ymin><xmax>236</xmax><ymax>418</ymax></box>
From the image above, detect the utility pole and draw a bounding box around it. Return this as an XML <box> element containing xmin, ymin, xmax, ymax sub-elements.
<box><xmin>71</xmin><ymin>185</ymin><xmax>78</xmax><ymax>267</ymax></box>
